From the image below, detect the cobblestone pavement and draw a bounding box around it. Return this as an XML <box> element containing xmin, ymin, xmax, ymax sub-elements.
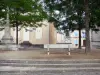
<box><xmin>0</xmin><ymin>71</ymin><xmax>100</xmax><ymax>75</ymax></box>
<box><xmin>0</xmin><ymin>59</ymin><xmax>100</xmax><ymax>75</ymax></box>
<box><xmin>0</xmin><ymin>49</ymin><xmax>100</xmax><ymax>75</ymax></box>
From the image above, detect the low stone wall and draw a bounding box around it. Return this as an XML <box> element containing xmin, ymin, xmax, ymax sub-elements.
<box><xmin>0</xmin><ymin>45</ymin><xmax>20</xmax><ymax>50</ymax></box>
<box><xmin>91</xmin><ymin>41</ymin><xmax>100</xmax><ymax>49</ymax></box>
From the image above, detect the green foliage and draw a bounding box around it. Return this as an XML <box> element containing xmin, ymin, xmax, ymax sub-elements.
<box><xmin>89</xmin><ymin>0</ymin><xmax>100</xmax><ymax>30</ymax></box>
<box><xmin>44</xmin><ymin>0</ymin><xmax>100</xmax><ymax>32</ymax></box>
<box><xmin>0</xmin><ymin>28</ymin><xmax>4</xmax><ymax>31</ymax></box>
<box><xmin>44</xmin><ymin>0</ymin><xmax>100</xmax><ymax>50</ymax></box>
<box><xmin>0</xmin><ymin>0</ymin><xmax>48</xmax><ymax>27</ymax></box>
<box><xmin>44</xmin><ymin>0</ymin><xmax>85</xmax><ymax>33</ymax></box>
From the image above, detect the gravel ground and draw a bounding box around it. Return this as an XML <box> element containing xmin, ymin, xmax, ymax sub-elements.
<box><xmin>0</xmin><ymin>49</ymin><xmax>100</xmax><ymax>75</ymax></box>
<box><xmin>0</xmin><ymin>49</ymin><xmax>100</xmax><ymax>59</ymax></box>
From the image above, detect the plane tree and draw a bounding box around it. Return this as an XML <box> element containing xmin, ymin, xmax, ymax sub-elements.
<box><xmin>43</xmin><ymin>0</ymin><xmax>85</xmax><ymax>49</ymax></box>
<box><xmin>43</xmin><ymin>0</ymin><xmax>100</xmax><ymax>52</ymax></box>
<box><xmin>0</xmin><ymin>0</ymin><xmax>47</xmax><ymax>44</ymax></box>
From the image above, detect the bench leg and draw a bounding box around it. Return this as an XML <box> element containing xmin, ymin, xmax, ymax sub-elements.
<box><xmin>47</xmin><ymin>44</ymin><xmax>50</xmax><ymax>55</ymax></box>
<box><xmin>47</xmin><ymin>51</ymin><xmax>50</xmax><ymax>55</ymax></box>
<box><xmin>68</xmin><ymin>45</ymin><xmax>71</xmax><ymax>55</ymax></box>
<box><xmin>68</xmin><ymin>51</ymin><xmax>70</xmax><ymax>55</ymax></box>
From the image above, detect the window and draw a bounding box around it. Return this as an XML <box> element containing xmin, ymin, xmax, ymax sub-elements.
<box><xmin>36</xmin><ymin>27</ymin><xmax>42</xmax><ymax>39</ymax></box>
<box><xmin>74</xmin><ymin>40</ymin><xmax>78</xmax><ymax>46</ymax></box>
<box><xmin>74</xmin><ymin>31</ymin><xmax>78</xmax><ymax>37</ymax></box>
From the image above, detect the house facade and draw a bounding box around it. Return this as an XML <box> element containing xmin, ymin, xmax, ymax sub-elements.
<box><xmin>1</xmin><ymin>21</ymin><xmax>99</xmax><ymax>49</ymax></box>
<box><xmin>56</xmin><ymin>30</ymin><xmax>86</xmax><ymax>48</ymax></box>
<box><xmin>0</xmin><ymin>21</ymin><xmax>85</xmax><ymax>48</ymax></box>
<box><xmin>91</xmin><ymin>30</ymin><xmax>100</xmax><ymax>49</ymax></box>
<box><xmin>9</xmin><ymin>21</ymin><xmax>57</xmax><ymax>45</ymax></box>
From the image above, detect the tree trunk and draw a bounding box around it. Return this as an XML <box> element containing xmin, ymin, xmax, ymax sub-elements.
<box><xmin>77</xmin><ymin>11</ymin><xmax>82</xmax><ymax>49</ymax></box>
<box><xmin>84</xmin><ymin>0</ymin><xmax>90</xmax><ymax>52</ymax></box>
<box><xmin>16</xmin><ymin>24</ymin><xmax>18</xmax><ymax>45</ymax></box>
<box><xmin>78</xmin><ymin>28</ymin><xmax>81</xmax><ymax>49</ymax></box>
<box><xmin>15</xmin><ymin>9</ymin><xmax>19</xmax><ymax>45</ymax></box>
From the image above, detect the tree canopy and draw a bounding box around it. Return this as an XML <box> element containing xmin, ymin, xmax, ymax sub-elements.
<box><xmin>0</xmin><ymin>0</ymin><xmax>47</xmax><ymax>27</ymax></box>
<box><xmin>0</xmin><ymin>0</ymin><xmax>48</xmax><ymax>44</ymax></box>
<box><xmin>43</xmin><ymin>0</ymin><xmax>100</xmax><ymax>51</ymax></box>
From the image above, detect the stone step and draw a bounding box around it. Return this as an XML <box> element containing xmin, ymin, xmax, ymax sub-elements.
<box><xmin>0</xmin><ymin>63</ymin><xmax>100</xmax><ymax>67</ymax></box>
<box><xmin>0</xmin><ymin>59</ymin><xmax>100</xmax><ymax>75</ymax></box>
<box><xmin>0</xmin><ymin>59</ymin><xmax>100</xmax><ymax>64</ymax></box>
<box><xmin>0</xmin><ymin>66</ymin><xmax>100</xmax><ymax>71</ymax></box>
<box><xmin>0</xmin><ymin>71</ymin><xmax>100</xmax><ymax>75</ymax></box>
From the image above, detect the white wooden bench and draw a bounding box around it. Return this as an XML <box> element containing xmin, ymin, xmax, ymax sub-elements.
<box><xmin>44</xmin><ymin>43</ymin><xmax>72</xmax><ymax>55</ymax></box>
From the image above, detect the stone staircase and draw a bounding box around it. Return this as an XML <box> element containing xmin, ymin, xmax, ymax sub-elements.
<box><xmin>0</xmin><ymin>59</ymin><xmax>100</xmax><ymax>75</ymax></box>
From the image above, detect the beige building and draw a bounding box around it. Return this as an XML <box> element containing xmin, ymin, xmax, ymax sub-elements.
<box><xmin>10</xmin><ymin>21</ymin><xmax>57</xmax><ymax>45</ymax></box>
<box><xmin>0</xmin><ymin>21</ymin><xmax>86</xmax><ymax>48</ymax></box>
